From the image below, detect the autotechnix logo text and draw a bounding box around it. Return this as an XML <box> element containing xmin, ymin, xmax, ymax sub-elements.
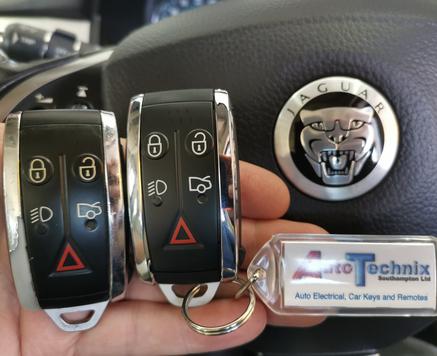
<box><xmin>292</xmin><ymin>251</ymin><xmax>431</xmax><ymax>286</ymax></box>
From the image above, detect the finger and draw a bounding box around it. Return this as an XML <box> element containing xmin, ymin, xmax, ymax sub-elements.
<box><xmin>75</xmin><ymin>299</ymin><xmax>267</xmax><ymax>355</ymax></box>
<box><xmin>241</xmin><ymin>218</ymin><xmax>327</xmax><ymax>326</ymax></box>
<box><xmin>126</xmin><ymin>271</ymin><xmax>250</xmax><ymax>302</ymax></box>
<box><xmin>240</xmin><ymin>161</ymin><xmax>290</xmax><ymax>219</ymax></box>
<box><xmin>0</xmin><ymin>220</ymin><xmax>20</xmax><ymax>355</ymax></box>
<box><xmin>126</xmin><ymin>276</ymin><xmax>324</xmax><ymax>330</ymax></box>
<box><xmin>20</xmin><ymin>308</ymin><xmax>81</xmax><ymax>355</ymax></box>
<box><xmin>120</xmin><ymin>137</ymin><xmax>126</xmax><ymax>153</ymax></box>
<box><xmin>127</xmin><ymin>275</ymin><xmax>321</xmax><ymax>329</ymax></box>
<box><xmin>242</xmin><ymin>218</ymin><xmax>327</xmax><ymax>268</ymax></box>
<box><xmin>125</xmin><ymin>276</ymin><xmax>166</xmax><ymax>302</ymax></box>
<box><xmin>266</xmin><ymin>310</ymin><xmax>325</xmax><ymax>327</ymax></box>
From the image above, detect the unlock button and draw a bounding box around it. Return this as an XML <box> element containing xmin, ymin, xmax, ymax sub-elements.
<box><xmin>185</xmin><ymin>129</ymin><xmax>213</xmax><ymax>157</ymax></box>
<box><xmin>74</xmin><ymin>154</ymin><xmax>102</xmax><ymax>183</ymax></box>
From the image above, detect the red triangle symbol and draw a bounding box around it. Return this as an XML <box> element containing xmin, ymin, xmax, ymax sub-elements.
<box><xmin>56</xmin><ymin>243</ymin><xmax>86</xmax><ymax>272</ymax></box>
<box><xmin>169</xmin><ymin>217</ymin><xmax>197</xmax><ymax>245</ymax></box>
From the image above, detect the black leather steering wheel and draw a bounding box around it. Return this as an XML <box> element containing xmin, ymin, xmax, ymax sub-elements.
<box><xmin>102</xmin><ymin>0</ymin><xmax>437</xmax><ymax>353</ymax></box>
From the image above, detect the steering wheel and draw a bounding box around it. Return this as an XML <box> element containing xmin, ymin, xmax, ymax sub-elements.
<box><xmin>101</xmin><ymin>0</ymin><xmax>437</xmax><ymax>353</ymax></box>
<box><xmin>2</xmin><ymin>0</ymin><xmax>436</xmax><ymax>354</ymax></box>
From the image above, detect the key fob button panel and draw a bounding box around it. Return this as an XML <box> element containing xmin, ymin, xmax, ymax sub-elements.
<box><xmin>140</xmin><ymin>102</ymin><xmax>221</xmax><ymax>283</ymax></box>
<box><xmin>128</xmin><ymin>89</ymin><xmax>240</xmax><ymax>297</ymax></box>
<box><xmin>4</xmin><ymin>109</ymin><xmax>126</xmax><ymax>331</ymax></box>
<box><xmin>20</xmin><ymin>120</ymin><xmax>109</xmax><ymax>308</ymax></box>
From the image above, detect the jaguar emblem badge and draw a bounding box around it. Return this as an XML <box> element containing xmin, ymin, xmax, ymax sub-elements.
<box><xmin>274</xmin><ymin>76</ymin><xmax>399</xmax><ymax>201</ymax></box>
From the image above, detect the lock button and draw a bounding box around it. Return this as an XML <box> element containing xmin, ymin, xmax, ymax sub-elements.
<box><xmin>185</xmin><ymin>129</ymin><xmax>214</xmax><ymax>157</ymax></box>
<box><xmin>145</xmin><ymin>132</ymin><xmax>169</xmax><ymax>160</ymax></box>
<box><xmin>26</xmin><ymin>156</ymin><xmax>53</xmax><ymax>185</ymax></box>
<box><xmin>73</xmin><ymin>154</ymin><xmax>102</xmax><ymax>183</ymax></box>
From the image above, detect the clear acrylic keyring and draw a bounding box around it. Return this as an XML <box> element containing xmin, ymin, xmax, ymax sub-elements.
<box><xmin>181</xmin><ymin>278</ymin><xmax>256</xmax><ymax>336</ymax></box>
<box><xmin>247</xmin><ymin>234</ymin><xmax>437</xmax><ymax>317</ymax></box>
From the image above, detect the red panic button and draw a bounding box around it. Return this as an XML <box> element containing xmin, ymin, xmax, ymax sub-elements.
<box><xmin>169</xmin><ymin>217</ymin><xmax>197</xmax><ymax>245</ymax></box>
<box><xmin>56</xmin><ymin>243</ymin><xmax>86</xmax><ymax>272</ymax></box>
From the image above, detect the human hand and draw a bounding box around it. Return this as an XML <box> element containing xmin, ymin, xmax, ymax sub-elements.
<box><xmin>0</xmin><ymin>123</ymin><xmax>325</xmax><ymax>355</ymax></box>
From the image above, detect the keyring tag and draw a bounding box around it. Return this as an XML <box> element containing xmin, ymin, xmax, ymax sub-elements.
<box><xmin>247</xmin><ymin>234</ymin><xmax>437</xmax><ymax>317</ymax></box>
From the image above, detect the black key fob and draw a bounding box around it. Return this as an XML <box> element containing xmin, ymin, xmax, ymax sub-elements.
<box><xmin>3</xmin><ymin>110</ymin><xmax>126</xmax><ymax>331</ymax></box>
<box><xmin>127</xmin><ymin>89</ymin><xmax>240</xmax><ymax>306</ymax></box>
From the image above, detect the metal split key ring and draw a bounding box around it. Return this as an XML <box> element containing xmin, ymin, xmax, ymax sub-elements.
<box><xmin>182</xmin><ymin>270</ymin><xmax>264</xmax><ymax>336</ymax></box>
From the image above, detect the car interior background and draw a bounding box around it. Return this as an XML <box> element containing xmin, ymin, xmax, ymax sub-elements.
<box><xmin>1</xmin><ymin>0</ymin><xmax>437</xmax><ymax>355</ymax></box>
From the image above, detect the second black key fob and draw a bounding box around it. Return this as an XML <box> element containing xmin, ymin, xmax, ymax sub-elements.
<box><xmin>3</xmin><ymin>110</ymin><xmax>126</xmax><ymax>331</ymax></box>
<box><xmin>127</xmin><ymin>89</ymin><xmax>240</xmax><ymax>306</ymax></box>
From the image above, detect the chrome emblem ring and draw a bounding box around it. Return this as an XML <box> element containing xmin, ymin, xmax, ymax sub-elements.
<box><xmin>274</xmin><ymin>76</ymin><xmax>399</xmax><ymax>201</ymax></box>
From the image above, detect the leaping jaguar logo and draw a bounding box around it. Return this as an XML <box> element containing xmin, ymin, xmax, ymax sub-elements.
<box><xmin>300</xmin><ymin>106</ymin><xmax>379</xmax><ymax>186</ymax></box>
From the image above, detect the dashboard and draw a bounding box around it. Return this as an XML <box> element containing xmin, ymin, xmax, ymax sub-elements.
<box><xmin>99</xmin><ymin>0</ymin><xmax>224</xmax><ymax>45</ymax></box>
<box><xmin>146</xmin><ymin>0</ymin><xmax>221</xmax><ymax>24</ymax></box>
<box><xmin>0</xmin><ymin>0</ymin><xmax>224</xmax><ymax>46</ymax></box>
